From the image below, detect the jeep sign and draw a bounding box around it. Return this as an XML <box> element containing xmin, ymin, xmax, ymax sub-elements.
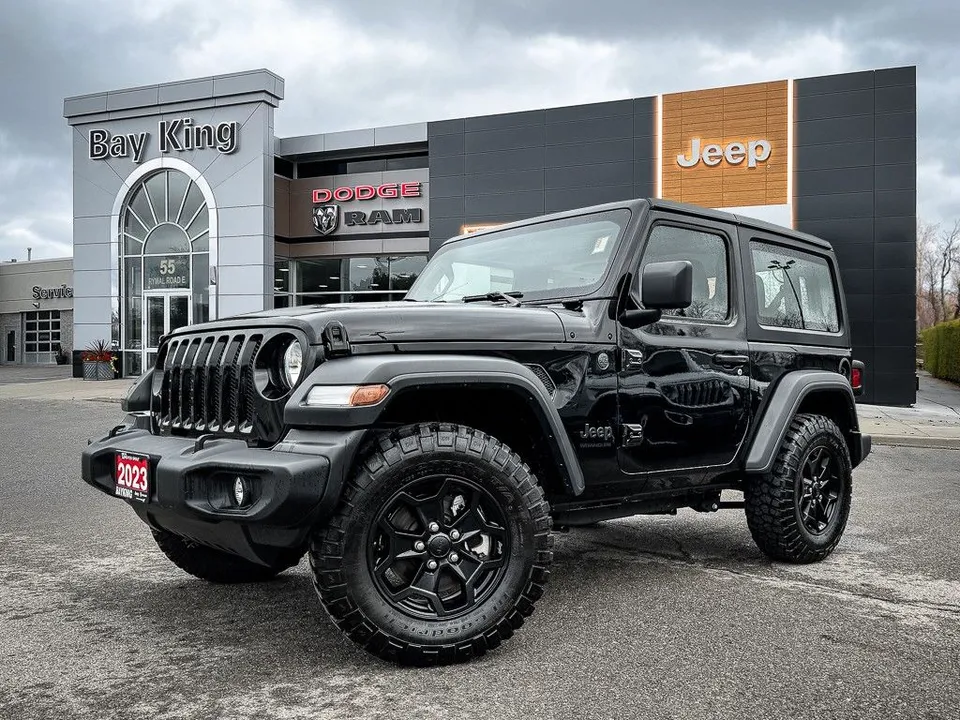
<box><xmin>677</xmin><ymin>138</ymin><xmax>771</xmax><ymax>168</ymax></box>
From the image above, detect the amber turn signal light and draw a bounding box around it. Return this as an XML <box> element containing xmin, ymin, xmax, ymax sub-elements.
<box><xmin>349</xmin><ymin>384</ymin><xmax>390</xmax><ymax>406</ymax></box>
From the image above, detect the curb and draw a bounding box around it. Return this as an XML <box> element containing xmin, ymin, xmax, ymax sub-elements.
<box><xmin>870</xmin><ymin>434</ymin><xmax>960</xmax><ymax>450</ymax></box>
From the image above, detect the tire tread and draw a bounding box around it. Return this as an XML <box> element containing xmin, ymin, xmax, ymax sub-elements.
<box><xmin>309</xmin><ymin>422</ymin><xmax>553</xmax><ymax>666</ymax></box>
<box><xmin>744</xmin><ymin>413</ymin><xmax>852</xmax><ymax>564</ymax></box>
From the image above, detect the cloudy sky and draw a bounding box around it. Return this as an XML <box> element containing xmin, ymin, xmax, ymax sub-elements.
<box><xmin>0</xmin><ymin>0</ymin><xmax>954</xmax><ymax>260</ymax></box>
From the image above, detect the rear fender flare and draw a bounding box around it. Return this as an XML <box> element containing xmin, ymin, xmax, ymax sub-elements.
<box><xmin>745</xmin><ymin>371</ymin><xmax>860</xmax><ymax>473</ymax></box>
<box><xmin>284</xmin><ymin>354</ymin><xmax>585</xmax><ymax>495</ymax></box>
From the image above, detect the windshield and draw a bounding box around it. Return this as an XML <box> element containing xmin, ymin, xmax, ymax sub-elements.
<box><xmin>406</xmin><ymin>209</ymin><xmax>631</xmax><ymax>302</ymax></box>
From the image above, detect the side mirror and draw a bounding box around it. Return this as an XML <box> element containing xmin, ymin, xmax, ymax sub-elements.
<box><xmin>618</xmin><ymin>260</ymin><xmax>694</xmax><ymax>330</ymax></box>
<box><xmin>640</xmin><ymin>260</ymin><xmax>693</xmax><ymax>310</ymax></box>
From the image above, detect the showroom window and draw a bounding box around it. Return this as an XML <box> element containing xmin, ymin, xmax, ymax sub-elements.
<box><xmin>23</xmin><ymin>310</ymin><xmax>61</xmax><ymax>364</ymax></box>
<box><xmin>120</xmin><ymin>169</ymin><xmax>210</xmax><ymax>376</ymax></box>
<box><xmin>274</xmin><ymin>255</ymin><xmax>428</xmax><ymax>308</ymax></box>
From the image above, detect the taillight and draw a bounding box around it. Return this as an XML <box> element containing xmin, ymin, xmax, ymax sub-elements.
<box><xmin>851</xmin><ymin>360</ymin><xmax>864</xmax><ymax>397</ymax></box>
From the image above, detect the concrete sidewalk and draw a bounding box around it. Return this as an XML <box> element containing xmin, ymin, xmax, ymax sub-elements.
<box><xmin>0</xmin><ymin>368</ymin><xmax>958</xmax><ymax>449</ymax></box>
<box><xmin>0</xmin><ymin>376</ymin><xmax>135</xmax><ymax>403</ymax></box>
<box><xmin>857</xmin><ymin>371</ymin><xmax>960</xmax><ymax>449</ymax></box>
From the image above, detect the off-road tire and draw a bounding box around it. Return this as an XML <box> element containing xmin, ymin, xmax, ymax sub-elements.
<box><xmin>744</xmin><ymin>413</ymin><xmax>852</xmax><ymax>563</ymax></box>
<box><xmin>153</xmin><ymin>529</ymin><xmax>302</xmax><ymax>583</ymax></box>
<box><xmin>310</xmin><ymin>423</ymin><xmax>553</xmax><ymax>666</ymax></box>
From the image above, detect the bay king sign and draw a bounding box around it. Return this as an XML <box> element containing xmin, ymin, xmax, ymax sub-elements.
<box><xmin>677</xmin><ymin>138</ymin><xmax>772</xmax><ymax>168</ymax></box>
<box><xmin>312</xmin><ymin>181</ymin><xmax>424</xmax><ymax>236</ymax></box>
<box><xmin>87</xmin><ymin>117</ymin><xmax>238</xmax><ymax>164</ymax></box>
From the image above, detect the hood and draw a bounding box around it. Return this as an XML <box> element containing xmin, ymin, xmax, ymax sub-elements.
<box><xmin>236</xmin><ymin>301</ymin><xmax>567</xmax><ymax>344</ymax></box>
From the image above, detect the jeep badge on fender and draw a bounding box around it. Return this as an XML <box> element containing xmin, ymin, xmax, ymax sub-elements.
<box><xmin>82</xmin><ymin>197</ymin><xmax>870</xmax><ymax>666</ymax></box>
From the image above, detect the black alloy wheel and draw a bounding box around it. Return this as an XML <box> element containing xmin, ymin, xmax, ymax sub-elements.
<box><xmin>369</xmin><ymin>475</ymin><xmax>510</xmax><ymax>619</ymax></box>
<box><xmin>797</xmin><ymin>445</ymin><xmax>844</xmax><ymax>535</ymax></box>
<box><xmin>310</xmin><ymin>423</ymin><xmax>553</xmax><ymax>666</ymax></box>
<box><xmin>744</xmin><ymin>413</ymin><xmax>853</xmax><ymax>563</ymax></box>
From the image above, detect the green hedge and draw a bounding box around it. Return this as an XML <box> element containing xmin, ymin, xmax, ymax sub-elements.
<box><xmin>922</xmin><ymin>319</ymin><xmax>960</xmax><ymax>382</ymax></box>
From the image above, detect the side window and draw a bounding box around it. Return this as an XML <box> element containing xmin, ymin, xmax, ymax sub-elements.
<box><xmin>638</xmin><ymin>224</ymin><xmax>730</xmax><ymax>322</ymax></box>
<box><xmin>751</xmin><ymin>241</ymin><xmax>840</xmax><ymax>332</ymax></box>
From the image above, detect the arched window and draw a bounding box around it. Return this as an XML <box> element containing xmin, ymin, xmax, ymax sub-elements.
<box><xmin>120</xmin><ymin>169</ymin><xmax>210</xmax><ymax>375</ymax></box>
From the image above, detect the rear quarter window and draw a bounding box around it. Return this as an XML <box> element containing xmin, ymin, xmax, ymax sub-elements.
<box><xmin>750</xmin><ymin>241</ymin><xmax>840</xmax><ymax>333</ymax></box>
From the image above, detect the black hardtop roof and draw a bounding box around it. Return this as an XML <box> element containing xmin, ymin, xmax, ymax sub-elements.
<box><xmin>443</xmin><ymin>197</ymin><xmax>833</xmax><ymax>251</ymax></box>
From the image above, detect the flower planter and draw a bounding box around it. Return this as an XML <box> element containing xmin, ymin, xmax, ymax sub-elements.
<box><xmin>83</xmin><ymin>360</ymin><xmax>114</xmax><ymax>381</ymax></box>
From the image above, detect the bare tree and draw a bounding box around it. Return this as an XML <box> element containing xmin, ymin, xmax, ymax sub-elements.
<box><xmin>916</xmin><ymin>219</ymin><xmax>960</xmax><ymax>327</ymax></box>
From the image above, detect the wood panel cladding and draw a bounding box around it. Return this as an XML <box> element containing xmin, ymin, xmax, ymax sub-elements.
<box><xmin>660</xmin><ymin>80</ymin><xmax>788</xmax><ymax>207</ymax></box>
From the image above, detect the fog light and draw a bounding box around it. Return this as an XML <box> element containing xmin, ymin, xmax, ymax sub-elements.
<box><xmin>234</xmin><ymin>477</ymin><xmax>248</xmax><ymax>506</ymax></box>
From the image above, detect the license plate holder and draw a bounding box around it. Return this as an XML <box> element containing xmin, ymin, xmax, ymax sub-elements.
<box><xmin>114</xmin><ymin>452</ymin><xmax>150</xmax><ymax>503</ymax></box>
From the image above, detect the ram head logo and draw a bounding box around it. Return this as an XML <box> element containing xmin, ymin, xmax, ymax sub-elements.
<box><xmin>312</xmin><ymin>205</ymin><xmax>339</xmax><ymax>236</ymax></box>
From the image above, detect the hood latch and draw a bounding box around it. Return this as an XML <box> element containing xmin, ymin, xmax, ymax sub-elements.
<box><xmin>322</xmin><ymin>320</ymin><xmax>351</xmax><ymax>357</ymax></box>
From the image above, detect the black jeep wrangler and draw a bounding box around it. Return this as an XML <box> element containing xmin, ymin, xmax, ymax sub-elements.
<box><xmin>82</xmin><ymin>198</ymin><xmax>871</xmax><ymax>665</ymax></box>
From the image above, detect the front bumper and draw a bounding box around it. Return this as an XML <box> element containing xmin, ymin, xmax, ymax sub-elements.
<box><xmin>81</xmin><ymin>420</ymin><xmax>365</xmax><ymax>566</ymax></box>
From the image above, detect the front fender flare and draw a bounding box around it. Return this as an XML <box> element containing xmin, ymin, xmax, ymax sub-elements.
<box><xmin>744</xmin><ymin>371</ymin><xmax>860</xmax><ymax>474</ymax></box>
<box><xmin>284</xmin><ymin>354</ymin><xmax>585</xmax><ymax>495</ymax></box>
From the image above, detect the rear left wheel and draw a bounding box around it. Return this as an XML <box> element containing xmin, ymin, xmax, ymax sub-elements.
<box><xmin>744</xmin><ymin>413</ymin><xmax>852</xmax><ymax>563</ymax></box>
<box><xmin>310</xmin><ymin>423</ymin><xmax>553</xmax><ymax>666</ymax></box>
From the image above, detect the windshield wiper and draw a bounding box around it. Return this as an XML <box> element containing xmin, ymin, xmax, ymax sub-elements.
<box><xmin>461</xmin><ymin>291</ymin><xmax>523</xmax><ymax>306</ymax></box>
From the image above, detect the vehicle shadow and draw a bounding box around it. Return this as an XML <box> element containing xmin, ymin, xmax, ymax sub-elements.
<box><xmin>63</xmin><ymin>513</ymin><xmax>765</xmax><ymax>675</ymax></box>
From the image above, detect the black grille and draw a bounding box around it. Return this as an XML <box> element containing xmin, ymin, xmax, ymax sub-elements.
<box><xmin>662</xmin><ymin>378</ymin><xmax>731</xmax><ymax>408</ymax></box>
<box><xmin>525</xmin><ymin>364</ymin><xmax>556</xmax><ymax>397</ymax></box>
<box><xmin>154</xmin><ymin>332</ymin><xmax>264</xmax><ymax>439</ymax></box>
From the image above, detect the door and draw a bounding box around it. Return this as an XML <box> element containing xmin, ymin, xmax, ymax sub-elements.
<box><xmin>6</xmin><ymin>331</ymin><xmax>14</xmax><ymax>362</ymax></box>
<box><xmin>143</xmin><ymin>293</ymin><xmax>191</xmax><ymax>369</ymax></box>
<box><xmin>617</xmin><ymin>215</ymin><xmax>752</xmax><ymax>480</ymax></box>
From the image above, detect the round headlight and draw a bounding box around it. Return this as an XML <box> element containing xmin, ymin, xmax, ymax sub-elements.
<box><xmin>282</xmin><ymin>340</ymin><xmax>303</xmax><ymax>387</ymax></box>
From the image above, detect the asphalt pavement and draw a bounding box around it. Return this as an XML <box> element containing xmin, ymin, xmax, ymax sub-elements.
<box><xmin>0</xmin><ymin>397</ymin><xmax>958</xmax><ymax>719</ymax></box>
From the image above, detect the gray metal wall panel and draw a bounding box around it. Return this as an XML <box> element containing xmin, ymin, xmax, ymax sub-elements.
<box><xmin>794</xmin><ymin>66</ymin><xmax>917</xmax><ymax>405</ymax></box>
<box><xmin>464</xmin><ymin>147</ymin><xmax>545</xmax><ymax>174</ymax></box>
<box><xmin>464</xmin><ymin>125</ymin><xmax>545</xmax><ymax>153</ymax></box>
<box><xmin>875</xmin><ymin>111</ymin><xmax>915</xmax><ymax>139</ymax></box>
<box><xmin>545</xmin><ymin>115</ymin><xmax>633</xmax><ymax>145</ymax></box>
<box><xmin>545</xmin><ymin>99</ymin><xmax>633</xmax><ymax>123</ymax></box>
<box><xmin>465</xmin><ymin>169</ymin><xmax>544</xmax><ymax>195</ymax></box>
<box><xmin>465</xmin><ymin>190</ymin><xmax>544</xmax><ymax>216</ymax></box>
<box><xmin>545</xmin><ymin>185</ymin><xmax>634</xmax><ymax>214</ymax></box>
<box><xmin>795</xmin><ymin>115</ymin><xmax>876</xmax><ymax>146</ymax></box>
<box><xmin>464</xmin><ymin>110</ymin><xmax>544</xmax><ymax>132</ymax></box>
<box><xmin>428</xmin><ymin>97</ymin><xmax>657</xmax><ymax>253</ymax></box>
<box><xmin>795</xmin><ymin>89</ymin><xmax>875</xmax><ymax>121</ymax></box>
<box><xmin>875</xmin><ymin>164</ymin><xmax>916</xmax><ymax>191</ymax></box>
<box><xmin>794</xmin><ymin>141</ymin><xmax>875</xmax><ymax>171</ymax></box>
<box><xmin>794</xmin><ymin>166</ymin><xmax>875</xmax><ymax>196</ymax></box>
<box><xmin>545</xmin><ymin>138</ymin><xmax>634</xmax><ymax>167</ymax></box>
<box><xmin>545</xmin><ymin>162</ymin><xmax>632</xmax><ymax>190</ymax></box>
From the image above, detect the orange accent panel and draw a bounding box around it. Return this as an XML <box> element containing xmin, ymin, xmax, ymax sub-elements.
<box><xmin>660</xmin><ymin>80</ymin><xmax>789</xmax><ymax>208</ymax></box>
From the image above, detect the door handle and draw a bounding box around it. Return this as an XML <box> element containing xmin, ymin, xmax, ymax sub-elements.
<box><xmin>712</xmin><ymin>352</ymin><xmax>749</xmax><ymax>366</ymax></box>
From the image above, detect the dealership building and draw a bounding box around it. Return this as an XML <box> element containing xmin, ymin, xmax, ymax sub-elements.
<box><xmin>0</xmin><ymin>257</ymin><xmax>74</xmax><ymax>365</ymax></box>
<box><xmin>62</xmin><ymin>65</ymin><xmax>916</xmax><ymax>404</ymax></box>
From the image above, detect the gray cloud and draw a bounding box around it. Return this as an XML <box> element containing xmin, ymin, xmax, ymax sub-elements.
<box><xmin>0</xmin><ymin>0</ymin><xmax>951</xmax><ymax>261</ymax></box>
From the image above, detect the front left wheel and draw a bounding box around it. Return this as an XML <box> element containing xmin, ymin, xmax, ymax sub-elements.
<box><xmin>310</xmin><ymin>423</ymin><xmax>553</xmax><ymax>666</ymax></box>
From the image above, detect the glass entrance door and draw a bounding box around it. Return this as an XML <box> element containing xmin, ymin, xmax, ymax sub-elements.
<box><xmin>144</xmin><ymin>293</ymin><xmax>191</xmax><ymax>370</ymax></box>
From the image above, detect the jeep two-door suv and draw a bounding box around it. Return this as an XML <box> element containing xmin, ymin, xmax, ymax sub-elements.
<box><xmin>82</xmin><ymin>198</ymin><xmax>871</xmax><ymax>665</ymax></box>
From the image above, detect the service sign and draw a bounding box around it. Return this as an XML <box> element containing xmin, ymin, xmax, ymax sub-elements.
<box><xmin>144</xmin><ymin>256</ymin><xmax>190</xmax><ymax>290</ymax></box>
